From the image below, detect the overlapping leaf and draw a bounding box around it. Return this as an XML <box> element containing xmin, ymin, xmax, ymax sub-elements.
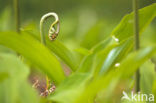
<box><xmin>140</xmin><ymin>60</ymin><xmax>156</xmax><ymax>94</ymax></box>
<box><xmin>46</xmin><ymin>39</ymin><xmax>77</xmax><ymax>71</ymax></box>
<box><xmin>111</xmin><ymin>3</ymin><xmax>156</xmax><ymax>42</ymax></box>
<box><xmin>98</xmin><ymin>38</ymin><xmax>133</xmax><ymax>75</ymax></box>
<box><xmin>48</xmin><ymin>73</ymin><xmax>91</xmax><ymax>103</ymax></box>
<box><xmin>75</xmin><ymin>47</ymin><xmax>156</xmax><ymax>103</ymax></box>
<box><xmin>0</xmin><ymin>53</ymin><xmax>39</xmax><ymax>103</ymax></box>
<box><xmin>0</xmin><ymin>32</ymin><xmax>65</xmax><ymax>84</ymax></box>
<box><xmin>24</xmin><ymin>30</ymin><xmax>77</xmax><ymax>71</ymax></box>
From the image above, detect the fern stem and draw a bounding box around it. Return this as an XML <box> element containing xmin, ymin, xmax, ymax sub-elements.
<box><xmin>40</xmin><ymin>13</ymin><xmax>60</xmax><ymax>89</ymax></box>
<box><xmin>133</xmin><ymin>0</ymin><xmax>140</xmax><ymax>92</ymax></box>
<box><xmin>14</xmin><ymin>0</ymin><xmax>20</xmax><ymax>33</ymax></box>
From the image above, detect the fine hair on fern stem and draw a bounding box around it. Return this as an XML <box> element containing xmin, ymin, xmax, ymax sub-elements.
<box><xmin>40</xmin><ymin>12</ymin><xmax>60</xmax><ymax>90</ymax></box>
<box><xmin>40</xmin><ymin>12</ymin><xmax>60</xmax><ymax>45</ymax></box>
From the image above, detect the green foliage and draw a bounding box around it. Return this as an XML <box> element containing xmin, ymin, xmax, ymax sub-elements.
<box><xmin>98</xmin><ymin>38</ymin><xmax>133</xmax><ymax>75</ymax></box>
<box><xmin>0</xmin><ymin>32</ymin><xmax>65</xmax><ymax>84</ymax></box>
<box><xmin>0</xmin><ymin>7</ymin><xmax>12</xmax><ymax>31</ymax></box>
<box><xmin>140</xmin><ymin>60</ymin><xmax>156</xmax><ymax>94</ymax></box>
<box><xmin>111</xmin><ymin>3</ymin><xmax>156</xmax><ymax>42</ymax></box>
<box><xmin>75</xmin><ymin>47</ymin><xmax>156</xmax><ymax>103</ymax></box>
<box><xmin>0</xmin><ymin>3</ymin><xmax>156</xmax><ymax>103</ymax></box>
<box><xmin>46</xmin><ymin>40</ymin><xmax>77</xmax><ymax>71</ymax></box>
<box><xmin>49</xmin><ymin>73</ymin><xmax>91</xmax><ymax>103</ymax></box>
<box><xmin>24</xmin><ymin>31</ymin><xmax>77</xmax><ymax>71</ymax></box>
<box><xmin>0</xmin><ymin>53</ymin><xmax>39</xmax><ymax>103</ymax></box>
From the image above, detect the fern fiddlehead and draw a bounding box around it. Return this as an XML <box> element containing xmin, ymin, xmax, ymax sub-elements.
<box><xmin>40</xmin><ymin>12</ymin><xmax>60</xmax><ymax>45</ymax></box>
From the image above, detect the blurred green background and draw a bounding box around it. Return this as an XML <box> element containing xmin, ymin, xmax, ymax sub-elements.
<box><xmin>0</xmin><ymin>0</ymin><xmax>156</xmax><ymax>49</ymax></box>
<box><xmin>0</xmin><ymin>1</ymin><xmax>156</xmax><ymax>103</ymax></box>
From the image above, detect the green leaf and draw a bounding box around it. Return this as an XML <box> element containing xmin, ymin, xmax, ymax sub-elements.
<box><xmin>0</xmin><ymin>45</ymin><xmax>15</xmax><ymax>54</ymax></box>
<box><xmin>77</xmin><ymin>37</ymin><xmax>113</xmax><ymax>73</ymax></box>
<box><xmin>0</xmin><ymin>53</ymin><xmax>39</xmax><ymax>103</ymax></box>
<box><xmin>75</xmin><ymin>47</ymin><xmax>156</xmax><ymax>102</ymax></box>
<box><xmin>77</xmin><ymin>54</ymin><xmax>95</xmax><ymax>73</ymax></box>
<box><xmin>0</xmin><ymin>53</ymin><xmax>29</xmax><ymax>79</ymax></box>
<box><xmin>111</xmin><ymin>3</ymin><xmax>156</xmax><ymax>42</ymax></box>
<box><xmin>0</xmin><ymin>32</ymin><xmax>65</xmax><ymax>84</ymax></box>
<box><xmin>91</xmin><ymin>37</ymin><xmax>113</xmax><ymax>53</ymax></box>
<box><xmin>23</xmin><ymin>30</ymin><xmax>77</xmax><ymax>71</ymax></box>
<box><xmin>74</xmin><ymin>47</ymin><xmax>91</xmax><ymax>56</ymax></box>
<box><xmin>140</xmin><ymin>60</ymin><xmax>156</xmax><ymax>94</ymax></box>
<box><xmin>48</xmin><ymin>73</ymin><xmax>91</xmax><ymax>103</ymax></box>
<box><xmin>18</xmin><ymin>82</ymin><xmax>39</xmax><ymax>103</ymax></box>
<box><xmin>93</xmin><ymin>43</ymin><xmax>117</xmax><ymax>77</ymax></box>
<box><xmin>46</xmin><ymin>40</ymin><xmax>77</xmax><ymax>71</ymax></box>
<box><xmin>98</xmin><ymin>38</ymin><xmax>133</xmax><ymax>75</ymax></box>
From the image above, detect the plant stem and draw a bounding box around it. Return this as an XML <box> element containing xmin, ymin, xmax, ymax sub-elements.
<box><xmin>133</xmin><ymin>0</ymin><xmax>140</xmax><ymax>92</ymax></box>
<box><xmin>40</xmin><ymin>17</ymin><xmax>49</xmax><ymax>88</ymax></box>
<box><xmin>40</xmin><ymin>20</ymin><xmax>46</xmax><ymax>45</ymax></box>
<box><xmin>14</xmin><ymin>0</ymin><xmax>20</xmax><ymax>33</ymax></box>
<box><xmin>40</xmin><ymin>13</ymin><xmax>59</xmax><ymax>89</ymax></box>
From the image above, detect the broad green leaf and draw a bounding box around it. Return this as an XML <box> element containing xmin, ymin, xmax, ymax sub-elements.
<box><xmin>18</xmin><ymin>82</ymin><xmax>39</xmax><ymax>103</ymax></box>
<box><xmin>85</xmin><ymin>3</ymin><xmax>156</xmax><ymax>76</ymax></box>
<box><xmin>0</xmin><ymin>45</ymin><xmax>15</xmax><ymax>54</ymax></box>
<box><xmin>140</xmin><ymin>60</ymin><xmax>156</xmax><ymax>94</ymax></box>
<box><xmin>74</xmin><ymin>47</ymin><xmax>91</xmax><ymax>56</ymax></box>
<box><xmin>77</xmin><ymin>37</ymin><xmax>113</xmax><ymax>73</ymax></box>
<box><xmin>0</xmin><ymin>53</ymin><xmax>39</xmax><ymax>103</ymax></box>
<box><xmin>0</xmin><ymin>32</ymin><xmax>65</xmax><ymax>84</ymax></box>
<box><xmin>46</xmin><ymin>40</ymin><xmax>77</xmax><ymax>71</ymax></box>
<box><xmin>23</xmin><ymin>30</ymin><xmax>77</xmax><ymax>71</ymax></box>
<box><xmin>120</xmin><ymin>47</ymin><xmax>156</xmax><ymax>78</ymax></box>
<box><xmin>0</xmin><ymin>53</ymin><xmax>29</xmax><ymax>79</ymax></box>
<box><xmin>111</xmin><ymin>3</ymin><xmax>156</xmax><ymax>42</ymax></box>
<box><xmin>48</xmin><ymin>73</ymin><xmax>91</xmax><ymax>103</ymax></box>
<box><xmin>75</xmin><ymin>47</ymin><xmax>156</xmax><ymax>103</ymax></box>
<box><xmin>77</xmin><ymin>54</ymin><xmax>95</xmax><ymax>73</ymax></box>
<box><xmin>98</xmin><ymin>38</ymin><xmax>133</xmax><ymax>75</ymax></box>
<box><xmin>93</xmin><ymin>43</ymin><xmax>117</xmax><ymax>77</ymax></box>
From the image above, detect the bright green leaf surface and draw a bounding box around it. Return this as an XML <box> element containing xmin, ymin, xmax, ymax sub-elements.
<box><xmin>76</xmin><ymin>47</ymin><xmax>156</xmax><ymax>103</ymax></box>
<box><xmin>74</xmin><ymin>47</ymin><xmax>91</xmax><ymax>56</ymax></box>
<box><xmin>49</xmin><ymin>73</ymin><xmax>91</xmax><ymax>103</ymax></box>
<box><xmin>77</xmin><ymin>37</ymin><xmax>113</xmax><ymax>73</ymax></box>
<box><xmin>0</xmin><ymin>53</ymin><xmax>39</xmax><ymax>103</ymax></box>
<box><xmin>140</xmin><ymin>60</ymin><xmax>156</xmax><ymax>94</ymax></box>
<box><xmin>77</xmin><ymin>54</ymin><xmax>95</xmax><ymax>73</ymax></box>
<box><xmin>0</xmin><ymin>32</ymin><xmax>65</xmax><ymax>84</ymax></box>
<box><xmin>111</xmin><ymin>3</ymin><xmax>156</xmax><ymax>42</ymax></box>
<box><xmin>46</xmin><ymin>39</ymin><xmax>77</xmax><ymax>71</ymax></box>
<box><xmin>99</xmin><ymin>38</ymin><xmax>133</xmax><ymax>75</ymax></box>
<box><xmin>24</xmin><ymin>31</ymin><xmax>77</xmax><ymax>71</ymax></box>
